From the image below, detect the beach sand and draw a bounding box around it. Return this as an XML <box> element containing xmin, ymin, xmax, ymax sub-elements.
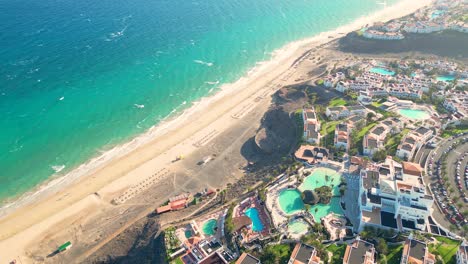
<box><xmin>0</xmin><ymin>0</ymin><xmax>432</xmax><ymax>262</ymax></box>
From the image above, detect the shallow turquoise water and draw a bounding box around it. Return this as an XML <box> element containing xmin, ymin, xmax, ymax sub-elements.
<box><xmin>244</xmin><ymin>207</ymin><xmax>264</xmax><ymax>232</ymax></box>
<box><xmin>278</xmin><ymin>189</ymin><xmax>305</xmax><ymax>215</ymax></box>
<box><xmin>0</xmin><ymin>0</ymin><xmax>401</xmax><ymax>203</ymax></box>
<box><xmin>202</xmin><ymin>219</ymin><xmax>217</xmax><ymax>236</ymax></box>
<box><xmin>288</xmin><ymin>219</ymin><xmax>309</xmax><ymax>234</ymax></box>
<box><xmin>398</xmin><ymin>108</ymin><xmax>430</xmax><ymax>120</ymax></box>
<box><xmin>370</xmin><ymin>67</ymin><xmax>395</xmax><ymax>76</ymax></box>
<box><xmin>437</xmin><ymin>75</ymin><xmax>455</xmax><ymax>82</ymax></box>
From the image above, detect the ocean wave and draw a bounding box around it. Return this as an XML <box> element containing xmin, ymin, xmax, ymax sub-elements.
<box><xmin>205</xmin><ymin>80</ymin><xmax>219</xmax><ymax>85</ymax></box>
<box><xmin>134</xmin><ymin>104</ymin><xmax>144</xmax><ymax>109</ymax></box>
<box><xmin>193</xmin><ymin>60</ymin><xmax>213</xmax><ymax>67</ymax></box>
<box><xmin>51</xmin><ymin>165</ymin><xmax>65</xmax><ymax>173</ymax></box>
<box><xmin>109</xmin><ymin>25</ymin><xmax>128</xmax><ymax>39</ymax></box>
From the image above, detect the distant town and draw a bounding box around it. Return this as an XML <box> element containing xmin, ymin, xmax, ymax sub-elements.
<box><xmin>361</xmin><ymin>0</ymin><xmax>467</xmax><ymax>40</ymax></box>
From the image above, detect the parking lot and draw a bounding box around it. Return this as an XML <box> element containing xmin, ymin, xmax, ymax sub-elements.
<box><xmin>425</xmin><ymin>133</ymin><xmax>468</xmax><ymax>234</ymax></box>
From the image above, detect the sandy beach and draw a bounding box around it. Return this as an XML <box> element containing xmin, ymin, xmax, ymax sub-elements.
<box><xmin>0</xmin><ymin>0</ymin><xmax>432</xmax><ymax>262</ymax></box>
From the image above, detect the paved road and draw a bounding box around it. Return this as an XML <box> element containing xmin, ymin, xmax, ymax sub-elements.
<box><xmin>424</xmin><ymin>133</ymin><xmax>468</xmax><ymax>234</ymax></box>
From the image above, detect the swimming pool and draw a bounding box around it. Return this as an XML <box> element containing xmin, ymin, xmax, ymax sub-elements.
<box><xmin>370</xmin><ymin>67</ymin><xmax>395</xmax><ymax>76</ymax></box>
<box><xmin>398</xmin><ymin>108</ymin><xmax>430</xmax><ymax>120</ymax></box>
<box><xmin>245</xmin><ymin>207</ymin><xmax>264</xmax><ymax>232</ymax></box>
<box><xmin>436</xmin><ymin>75</ymin><xmax>455</xmax><ymax>82</ymax></box>
<box><xmin>309</xmin><ymin>197</ymin><xmax>343</xmax><ymax>223</ymax></box>
<box><xmin>431</xmin><ymin>10</ymin><xmax>444</xmax><ymax>20</ymax></box>
<box><xmin>299</xmin><ymin>167</ymin><xmax>342</xmax><ymax>196</ymax></box>
<box><xmin>202</xmin><ymin>219</ymin><xmax>217</xmax><ymax>236</ymax></box>
<box><xmin>288</xmin><ymin>219</ymin><xmax>309</xmax><ymax>235</ymax></box>
<box><xmin>278</xmin><ymin>189</ymin><xmax>305</xmax><ymax>215</ymax></box>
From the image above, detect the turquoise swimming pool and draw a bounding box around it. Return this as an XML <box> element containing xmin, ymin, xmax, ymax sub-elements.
<box><xmin>309</xmin><ymin>197</ymin><xmax>343</xmax><ymax>223</ymax></box>
<box><xmin>398</xmin><ymin>108</ymin><xmax>430</xmax><ymax>120</ymax></box>
<box><xmin>278</xmin><ymin>189</ymin><xmax>305</xmax><ymax>215</ymax></box>
<box><xmin>277</xmin><ymin>168</ymin><xmax>344</xmax><ymax>221</ymax></box>
<box><xmin>431</xmin><ymin>10</ymin><xmax>444</xmax><ymax>20</ymax></box>
<box><xmin>370</xmin><ymin>67</ymin><xmax>395</xmax><ymax>76</ymax></box>
<box><xmin>202</xmin><ymin>219</ymin><xmax>217</xmax><ymax>236</ymax></box>
<box><xmin>245</xmin><ymin>207</ymin><xmax>264</xmax><ymax>232</ymax></box>
<box><xmin>299</xmin><ymin>167</ymin><xmax>342</xmax><ymax>196</ymax></box>
<box><xmin>288</xmin><ymin>219</ymin><xmax>309</xmax><ymax>235</ymax></box>
<box><xmin>437</xmin><ymin>75</ymin><xmax>455</xmax><ymax>82</ymax></box>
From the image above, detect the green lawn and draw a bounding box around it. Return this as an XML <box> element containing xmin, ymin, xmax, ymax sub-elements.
<box><xmin>441</xmin><ymin>127</ymin><xmax>468</xmax><ymax>138</ymax></box>
<box><xmin>357</xmin><ymin>122</ymin><xmax>377</xmax><ymax>138</ymax></box>
<box><xmin>320</xmin><ymin>120</ymin><xmax>340</xmax><ymax>136</ymax></box>
<box><xmin>295</xmin><ymin>109</ymin><xmax>305</xmax><ymax>142</ymax></box>
<box><xmin>328</xmin><ymin>97</ymin><xmax>347</xmax><ymax>107</ymax></box>
<box><xmin>429</xmin><ymin>236</ymin><xmax>461</xmax><ymax>264</ymax></box>
<box><xmin>386</xmin><ymin>244</ymin><xmax>403</xmax><ymax>264</ymax></box>
<box><xmin>172</xmin><ymin>258</ymin><xmax>184</xmax><ymax>264</ymax></box>
<box><xmin>385</xmin><ymin>129</ymin><xmax>409</xmax><ymax>155</ymax></box>
<box><xmin>371</xmin><ymin>101</ymin><xmax>383</xmax><ymax>108</ymax></box>
<box><xmin>327</xmin><ymin>244</ymin><xmax>346</xmax><ymax>264</ymax></box>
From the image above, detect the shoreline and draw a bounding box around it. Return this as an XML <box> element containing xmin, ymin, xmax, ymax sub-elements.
<box><xmin>0</xmin><ymin>0</ymin><xmax>433</xmax><ymax>261</ymax></box>
<box><xmin>0</xmin><ymin>0</ymin><xmax>431</xmax><ymax>218</ymax></box>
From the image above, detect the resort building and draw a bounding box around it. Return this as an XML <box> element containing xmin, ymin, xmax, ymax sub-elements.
<box><xmin>157</xmin><ymin>193</ymin><xmax>194</xmax><ymax>214</ymax></box>
<box><xmin>325</xmin><ymin>105</ymin><xmax>367</xmax><ymax>120</ymax></box>
<box><xmin>362</xmin><ymin>125</ymin><xmax>389</xmax><ymax>157</ymax></box>
<box><xmin>303</xmin><ymin>107</ymin><xmax>321</xmax><ymax>145</ymax></box>
<box><xmin>363</xmin><ymin>29</ymin><xmax>404</xmax><ymax>40</ymax></box>
<box><xmin>335</xmin><ymin>81</ymin><xmax>350</xmax><ymax>93</ymax></box>
<box><xmin>177</xmin><ymin>237</ymin><xmax>228</xmax><ymax>264</ymax></box>
<box><xmin>396</xmin><ymin>127</ymin><xmax>433</xmax><ymax>161</ymax></box>
<box><xmin>456</xmin><ymin>240</ymin><xmax>468</xmax><ymax>264</ymax></box>
<box><xmin>200</xmin><ymin>252</ymin><xmax>228</xmax><ymax>264</ymax></box>
<box><xmin>358</xmin><ymin>158</ymin><xmax>434</xmax><ymax>232</ymax></box>
<box><xmin>294</xmin><ymin>145</ymin><xmax>329</xmax><ymax>165</ymax></box>
<box><xmin>288</xmin><ymin>243</ymin><xmax>321</xmax><ymax>264</ymax></box>
<box><xmin>363</xmin><ymin>118</ymin><xmax>402</xmax><ymax>157</ymax></box>
<box><xmin>403</xmin><ymin>21</ymin><xmax>446</xmax><ymax>34</ymax></box>
<box><xmin>442</xmin><ymin>91</ymin><xmax>468</xmax><ymax>119</ymax></box>
<box><xmin>334</xmin><ymin>123</ymin><xmax>350</xmax><ymax>151</ymax></box>
<box><xmin>400</xmin><ymin>236</ymin><xmax>436</xmax><ymax>264</ymax></box>
<box><xmin>324</xmin><ymin>72</ymin><xmax>345</xmax><ymax>88</ymax></box>
<box><xmin>343</xmin><ymin>238</ymin><xmax>376</xmax><ymax>264</ymax></box>
<box><xmin>235</xmin><ymin>253</ymin><xmax>260</xmax><ymax>264</ymax></box>
<box><xmin>387</xmin><ymin>83</ymin><xmax>423</xmax><ymax>99</ymax></box>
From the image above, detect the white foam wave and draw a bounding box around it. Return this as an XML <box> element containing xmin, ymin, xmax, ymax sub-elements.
<box><xmin>51</xmin><ymin>165</ymin><xmax>65</xmax><ymax>173</ymax></box>
<box><xmin>109</xmin><ymin>25</ymin><xmax>128</xmax><ymax>39</ymax></box>
<box><xmin>205</xmin><ymin>81</ymin><xmax>219</xmax><ymax>85</ymax></box>
<box><xmin>193</xmin><ymin>60</ymin><xmax>214</xmax><ymax>67</ymax></box>
<box><xmin>134</xmin><ymin>104</ymin><xmax>144</xmax><ymax>109</ymax></box>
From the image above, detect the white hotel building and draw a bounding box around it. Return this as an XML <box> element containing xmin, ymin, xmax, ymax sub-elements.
<box><xmin>358</xmin><ymin>158</ymin><xmax>434</xmax><ymax>232</ymax></box>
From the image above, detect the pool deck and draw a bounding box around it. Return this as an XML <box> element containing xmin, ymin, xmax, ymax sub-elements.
<box><xmin>266</xmin><ymin>164</ymin><xmax>346</xmax><ymax>235</ymax></box>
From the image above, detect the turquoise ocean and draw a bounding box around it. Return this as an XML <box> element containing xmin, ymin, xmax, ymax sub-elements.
<box><xmin>0</xmin><ymin>0</ymin><xmax>400</xmax><ymax>204</ymax></box>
